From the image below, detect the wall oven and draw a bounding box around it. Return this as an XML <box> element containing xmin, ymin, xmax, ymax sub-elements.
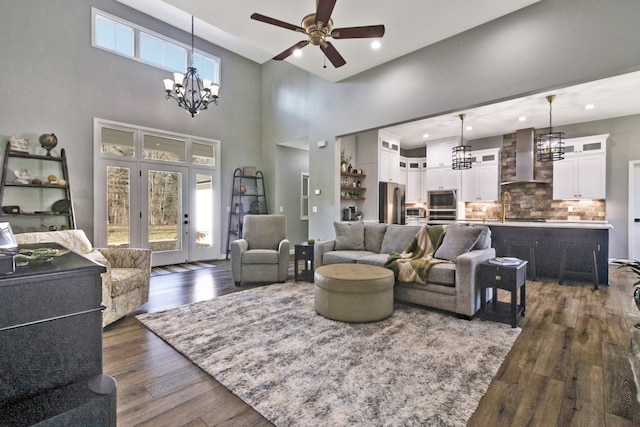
<box><xmin>427</xmin><ymin>190</ymin><xmax>457</xmax><ymax>220</ymax></box>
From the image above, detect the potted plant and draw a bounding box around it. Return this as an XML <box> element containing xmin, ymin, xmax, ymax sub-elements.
<box><xmin>613</xmin><ymin>258</ymin><xmax>640</xmax><ymax>328</ymax></box>
<box><xmin>340</xmin><ymin>148</ymin><xmax>352</xmax><ymax>172</ymax></box>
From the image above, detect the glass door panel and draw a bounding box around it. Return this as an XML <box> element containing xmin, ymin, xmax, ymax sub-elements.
<box><xmin>106</xmin><ymin>166</ymin><xmax>131</xmax><ymax>248</ymax></box>
<box><xmin>191</xmin><ymin>170</ymin><xmax>217</xmax><ymax>260</ymax></box>
<box><xmin>142</xmin><ymin>164</ymin><xmax>189</xmax><ymax>266</ymax></box>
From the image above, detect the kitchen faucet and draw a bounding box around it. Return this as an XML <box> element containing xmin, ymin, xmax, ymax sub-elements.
<box><xmin>501</xmin><ymin>191</ymin><xmax>511</xmax><ymax>223</ymax></box>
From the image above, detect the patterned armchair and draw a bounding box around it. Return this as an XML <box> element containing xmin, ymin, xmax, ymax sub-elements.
<box><xmin>231</xmin><ymin>215</ymin><xmax>289</xmax><ymax>286</ymax></box>
<box><xmin>14</xmin><ymin>229</ymin><xmax>152</xmax><ymax>327</ymax></box>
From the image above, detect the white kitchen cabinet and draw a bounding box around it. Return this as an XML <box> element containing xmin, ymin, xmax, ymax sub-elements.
<box><xmin>425</xmin><ymin>167</ymin><xmax>461</xmax><ymax>192</ymax></box>
<box><xmin>426</xmin><ymin>138</ymin><xmax>457</xmax><ymax>168</ymax></box>
<box><xmin>398</xmin><ymin>156</ymin><xmax>408</xmax><ymax>187</ymax></box>
<box><xmin>379</xmin><ymin>131</ymin><xmax>400</xmax><ymax>183</ymax></box>
<box><xmin>405</xmin><ymin>157</ymin><xmax>427</xmax><ymax>203</ymax></box>
<box><xmin>553</xmin><ymin>134</ymin><xmax>608</xmax><ymax>200</ymax></box>
<box><xmin>460</xmin><ymin>148</ymin><xmax>500</xmax><ymax>202</ymax></box>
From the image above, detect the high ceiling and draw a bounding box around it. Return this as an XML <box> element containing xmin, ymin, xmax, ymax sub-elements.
<box><xmin>119</xmin><ymin>0</ymin><xmax>640</xmax><ymax>148</ymax></box>
<box><xmin>117</xmin><ymin>0</ymin><xmax>539</xmax><ymax>82</ymax></box>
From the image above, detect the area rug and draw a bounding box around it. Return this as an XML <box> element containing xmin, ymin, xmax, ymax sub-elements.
<box><xmin>137</xmin><ymin>282</ymin><xmax>521</xmax><ymax>426</ymax></box>
<box><xmin>150</xmin><ymin>261</ymin><xmax>216</xmax><ymax>276</ymax></box>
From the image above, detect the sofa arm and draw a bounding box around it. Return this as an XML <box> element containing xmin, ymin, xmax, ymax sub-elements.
<box><xmin>97</xmin><ymin>248</ymin><xmax>152</xmax><ymax>272</ymax></box>
<box><xmin>230</xmin><ymin>239</ymin><xmax>248</xmax><ymax>283</ymax></box>
<box><xmin>455</xmin><ymin>247</ymin><xmax>496</xmax><ymax>316</ymax></box>
<box><xmin>314</xmin><ymin>240</ymin><xmax>336</xmax><ymax>268</ymax></box>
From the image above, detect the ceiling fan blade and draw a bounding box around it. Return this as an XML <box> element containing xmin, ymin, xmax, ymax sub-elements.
<box><xmin>331</xmin><ymin>25</ymin><xmax>386</xmax><ymax>39</ymax></box>
<box><xmin>320</xmin><ymin>42</ymin><xmax>346</xmax><ymax>68</ymax></box>
<box><xmin>251</xmin><ymin>13</ymin><xmax>304</xmax><ymax>33</ymax></box>
<box><xmin>273</xmin><ymin>40</ymin><xmax>310</xmax><ymax>61</ymax></box>
<box><xmin>315</xmin><ymin>0</ymin><xmax>336</xmax><ymax>26</ymax></box>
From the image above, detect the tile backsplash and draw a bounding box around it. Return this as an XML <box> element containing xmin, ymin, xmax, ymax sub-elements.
<box><xmin>464</xmin><ymin>131</ymin><xmax>606</xmax><ymax>221</ymax></box>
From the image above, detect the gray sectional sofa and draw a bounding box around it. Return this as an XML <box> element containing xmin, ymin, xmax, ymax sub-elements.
<box><xmin>313</xmin><ymin>222</ymin><xmax>495</xmax><ymax>318</ymax></box>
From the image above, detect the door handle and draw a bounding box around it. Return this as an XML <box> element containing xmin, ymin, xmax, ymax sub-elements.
<box><xmin>635</xmin><ymin>218</ymin><xmax>640</xmax><ymax>223</ymax></box>
<box><xmin>183</xmin><ymin>220</ymin><xmax>189</xmax><ymax>224</ymax></box>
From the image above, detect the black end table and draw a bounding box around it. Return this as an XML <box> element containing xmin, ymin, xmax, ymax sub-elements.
<box><xmin>294</xmin><ymin>242</ymin><xmax>314</xmax><ymax>282</ymax></box>
<box><xmin>479</xmin><ymin>259</ymin><xmax>527</xmax><ymax>328</ymax></box>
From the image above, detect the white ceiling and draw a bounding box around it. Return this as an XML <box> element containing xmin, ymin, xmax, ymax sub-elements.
<box><xmin>118</xmin><ymin>0</ymin><xmax>640</xmax><ymax>148</ymax></box>
<box><xmin>118</xmin><ymin>0</ymin><xmax>539</xmax><ymax>83</ymax></box>
<box><xmin>383</xmin><ymin>70</ymin><xmax>640</xmax><ymax>149</ymax></box>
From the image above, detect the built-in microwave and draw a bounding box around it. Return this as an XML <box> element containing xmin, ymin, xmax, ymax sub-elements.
<box><xmin>428</xmin><ymin>190</ymin><xmax>456</xmax><ymax>210</ymax></box>
<box><xmin>406</xmin><ymin>207</ymin><xmax>426</xmax><ymax>217</ymax></box>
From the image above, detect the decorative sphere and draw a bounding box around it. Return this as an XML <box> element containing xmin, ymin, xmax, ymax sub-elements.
<box><xmin>238</xmin><ymin>185</ymin><xmax>246</xmax><ymax>194</ymax></box>
<box><xmin>39</xmin><ymin>133</ymin><xmax>58</xmax><ymax>155</ymax></box>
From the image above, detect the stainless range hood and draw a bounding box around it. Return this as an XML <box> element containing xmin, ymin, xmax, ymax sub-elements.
<box><xmin>500</xmin><ymin>128</ymin><xmax>548</xmax><ymax>185</ymax></box>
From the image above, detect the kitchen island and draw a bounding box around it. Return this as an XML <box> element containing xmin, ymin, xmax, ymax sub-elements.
<box><xmin>430</xmin><ymin>219</ymin><xmax>613</xmax><ymax>285</ymax></box>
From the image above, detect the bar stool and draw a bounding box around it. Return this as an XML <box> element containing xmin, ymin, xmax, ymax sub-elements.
<box><xmin>558</xmin><ymin>245</ymin><xmax>599</xmax><ymax>290</ymax></box>
<box><xmin>506</xmin><ymin>242</ymin><xmax>537</xmax><ymax>281</ymax></box>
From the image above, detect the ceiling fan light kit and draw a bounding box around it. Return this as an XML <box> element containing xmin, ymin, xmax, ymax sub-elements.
<box><xmin>251</xmin><ymin>0</ymin><xmax>385</xmax><ymax>68</ymax></box>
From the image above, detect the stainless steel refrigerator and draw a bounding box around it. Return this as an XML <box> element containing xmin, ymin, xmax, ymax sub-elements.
<box><xmin>379</xmin><ymin>182</ymin><xmax>406</xmax><ymax>224</ymax></box>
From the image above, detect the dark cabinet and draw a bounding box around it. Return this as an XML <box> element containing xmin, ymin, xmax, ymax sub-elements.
<box><xmin>0</xmin><ymin>244</ymin><xmax>116</xmax><ymax>426</ymax></box>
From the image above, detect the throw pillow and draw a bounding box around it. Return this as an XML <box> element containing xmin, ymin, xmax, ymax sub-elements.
<box><xmin>380</xmin><ymin>225</ymin><xmax>422</xmax><ymax>254</ymax></box>
<box><xmin>472</xmin><ymin>226</ymin><xmax>492</xmax><ymax>250</ymax></box>
<box><xmin>334</xmin><ymin>221</ymin><xmax>365</xmax><ymax>250</ymax></box>
<box><xmin>364</xmin><ymin>223</ymin><xmax>387</xmax><ymax>253</ymax></box>
<box><xmin>434</xmin><ymin>224</ymin><xmax>483</xmax><ymax>262</ymax></box>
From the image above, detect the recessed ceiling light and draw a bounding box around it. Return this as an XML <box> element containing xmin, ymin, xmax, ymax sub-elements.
<box><xmin>371</xmin><ymin>40</ymin><xmax>381</xmax><ymax>50</ymax></box>
<box><xmin>293</xmin><ymin>49</ymin><xmax>302</xmax><ymax>57</ymax></box>
<box><xmin>466</xmin><ymin>126</ymin><xmax>473</xmax><ymax>131</ymax></box>
<box><xmin>585</xmin><ymin>104</ymin><xmax>595</xmax><ymax>110</ymax></box>
<box><xmin>518</xmin><ymin>116</ymin><xmax>527</xmax><ymax>122</ymax></box>
<box><xmin>422</xmin><ymin>133</ymin><xmax>429</xmax><ymax>139</ymax></box>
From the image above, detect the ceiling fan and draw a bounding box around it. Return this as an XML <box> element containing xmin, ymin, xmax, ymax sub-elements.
<box><xmin>251</xmin><ymin>0</ymin><xmax>385</xmax><ymax>68</ymax></box>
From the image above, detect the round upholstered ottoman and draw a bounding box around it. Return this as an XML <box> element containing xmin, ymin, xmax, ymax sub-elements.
<box><xmin>314</xmin><ymin>264</ymin><xmax>395</xmax><ymax>322</ymax></box>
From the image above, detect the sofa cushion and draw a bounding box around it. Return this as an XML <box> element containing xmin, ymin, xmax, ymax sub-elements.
<box><xmin>242</xmin><ymin>249</ymin><xmax>279</xmax><ymax>264</ymax></box>
<box><xmin>334</xmin><ymin>221</ymin><xmax>365</xmax><ymax>250</ymax></box>
<box><xmin>426</xmin><ymin>263</ymin><xmax>456</xmax><ymax>287</ymax></box>
<box><xmin>356</xmin><ymin>253</ymin><xmax>389</xmax><ymax>267</ymax></box>
<box><xmin>364</xmin><ymin>223</ymin><xmax>387</xmax><ymax>253</ymax></box>
<box><xmin>111</xmin><ymin>267</ymin><xmax>148</xmax><ymax>296</ymax></box>
<box><xmin>472</xmin><ymin>226</ymin><xmax>492</xmax><ymax>250</ymax></box>
<box><xmin>380</xmin><ymin>225</ymin><xmax>422</xmax><ymax>254</ymax></box>
<box><xmin>323</xmin><ymin>250</ymin><xmax>374</xmax><ymax>264</ymax></box>
<box><xmin>434</xmin><ymin>224</ymin><xmax>483</xmax><ymax>262</ymax></box>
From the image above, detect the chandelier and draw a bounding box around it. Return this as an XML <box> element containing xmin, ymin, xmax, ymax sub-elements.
<box><xmin>536</xmin><ymin>95</ymin><xmax>564</xmax><ymax>161</ymax></box>
<box><xmin>163</xmin><ymin>16</ymin><xmax>219</xmax><ymax>118</ymax></box>
<box><xmin>452</xmin><ymin>113</ymin><xmax>472</xmax><ymax>170</ymax></box>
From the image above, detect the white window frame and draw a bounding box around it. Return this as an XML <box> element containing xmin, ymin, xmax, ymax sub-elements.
<box><xmin>301</xmin><ymin>173</ymin><xmax>310</xmax><ymax>220</ymax></box>
<box><xmin>91</xmin><ymin>7</ymin><xmax>221</xmax><ymax>85</ymax></box>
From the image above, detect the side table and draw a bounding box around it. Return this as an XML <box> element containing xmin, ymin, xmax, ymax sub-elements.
<box><xmin>479</xmin><ymin>259</ymin><xmax>527</xmax><ymax>328</ymax></box>
<box><xmin>294</xmin><ymin>242</ymin><xmax>314</xmax><ymax>282</ymax></box>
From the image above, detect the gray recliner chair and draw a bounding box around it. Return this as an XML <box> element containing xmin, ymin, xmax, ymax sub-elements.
<box><xmin>231</xmin><ymin>214</ymin><xmax>289</xmax><ymax>286</ymax></box>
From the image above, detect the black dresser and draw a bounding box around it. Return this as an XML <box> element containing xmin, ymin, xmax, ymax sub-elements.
<box><xmin>0</xmin><ymin>243</ymin><xmax>116</xmax><ymax>426</ymax></box>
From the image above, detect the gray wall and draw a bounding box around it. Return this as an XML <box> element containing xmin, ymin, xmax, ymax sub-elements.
<box><xmin>0</xmin><ymin>0</ymin><xmax>262</xmax><ymax>247</ymax></box>
<box><xmin>275</xmin><ymin>145</ymin><xmax>309</xmax><ymax>246</ymax></box>
<box><xmin>261</xmin><ymin>0</ymin><xmax>640</xmax><ymax>256</ymax></box>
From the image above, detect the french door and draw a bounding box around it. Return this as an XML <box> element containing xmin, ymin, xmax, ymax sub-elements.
<box><xmin>94</xmin><ymin>119</ymin><xmax>220</xmax><ymax>266</ymax></box>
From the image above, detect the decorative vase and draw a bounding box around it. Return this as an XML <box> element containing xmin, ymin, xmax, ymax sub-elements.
<box><xmin>39</xmin><ymin>133</ymin><xmax>58</xmax><ymax>156</ymax></box>
<box><xmin>341</xmin><ymin>163</ymin><xmax>347</xmax><ymax>172</ymax></box>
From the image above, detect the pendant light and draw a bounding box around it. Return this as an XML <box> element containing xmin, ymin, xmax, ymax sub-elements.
<box><xmin>452</xmin><ymin>113</ymin><xmax>472</xmax><ymax>170</ymax></box>
<box><xmin>163</xmin><ymin>16</ymin><xmax>219</xmax><ymax>118</ymax></box>
<box><xmin>536</xmin><ymin>95</ymin><xmax>564</xmax><ymax>161</ymax></box>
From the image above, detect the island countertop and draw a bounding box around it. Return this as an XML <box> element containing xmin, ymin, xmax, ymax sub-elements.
<box><xmin>427</xmin><ymin>219</ymin><xmax>614</xmax><ymax>230</ymax></box>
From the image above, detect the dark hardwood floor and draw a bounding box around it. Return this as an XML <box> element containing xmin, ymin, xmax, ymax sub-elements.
<box><xmin>103</xmin><ymin>260</ymin><xmax>640</xmax><ymax>426</ymax></box>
